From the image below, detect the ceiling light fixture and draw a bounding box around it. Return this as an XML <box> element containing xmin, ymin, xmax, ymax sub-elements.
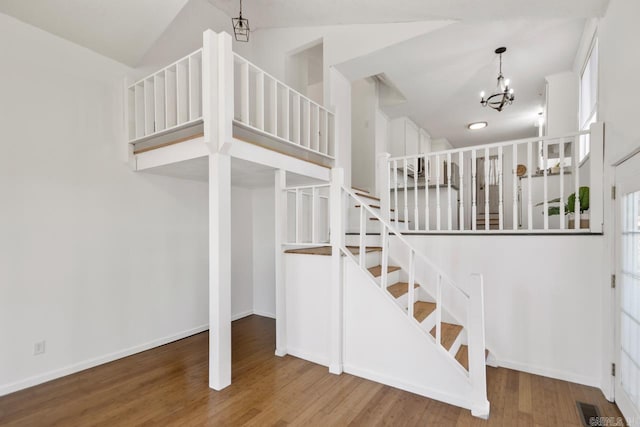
<box><xmin>480</xmin><ymin>47</ymin><xmax>515</xmax><ymax>112</ymax></box>
<box><xmin>468</xmin><ymin>121</ymin><xmax>488</xmax><ymax>130</ymax></box>
<box><xmin>232</xmin><ymin>0</ymin><xmax>250</xmax><ymax>42</ymax></box>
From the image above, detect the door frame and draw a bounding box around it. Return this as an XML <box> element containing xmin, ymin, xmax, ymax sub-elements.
<box><xmin>613</xmin><ymin>151</ymin><xmax>640</xmax><ymax>422</ymax></box>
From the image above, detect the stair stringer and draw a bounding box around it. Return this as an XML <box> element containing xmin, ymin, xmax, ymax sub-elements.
<box><xmin>342</xmin><ymin>258</ymin><xmax>486</xmax><ymax>414</ymax></box>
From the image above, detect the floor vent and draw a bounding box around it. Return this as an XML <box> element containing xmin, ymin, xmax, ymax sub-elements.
<box><xmin>576</xmin><ymin>401</ymin><xmax>601</xmax><ymax>427</ymax></box>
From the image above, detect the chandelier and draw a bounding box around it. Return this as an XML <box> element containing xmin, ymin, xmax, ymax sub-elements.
<box><xmin>480</xmin><ymin>47</ymin><xmax>514</xmax><ymax>112</ymax></box>
<box><xmin>232</xmin><ymin>0</ymin><xmax>250</xmax><ymax>42</ymax></box>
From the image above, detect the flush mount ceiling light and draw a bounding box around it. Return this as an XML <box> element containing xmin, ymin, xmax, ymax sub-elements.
<box><xmin>480</xmin><ymin>47</ymin><xmax>515</xmax><ymax>112</ymax></box>
<box><xmin>468</xmin><ymin>121</ymin><xmax>488</xmax><ymax>130</ymax></box>
<box><xmin>232</xmin><ymin>0</ymin><xmax>250</xmax><ymax>42</ymax></box>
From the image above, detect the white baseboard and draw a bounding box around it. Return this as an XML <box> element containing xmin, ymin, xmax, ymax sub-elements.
<box><xmin>493</xmin><ymin>358</ymin><xmax>600</xmax><ymax>388</ymax></box>
<box><xmin>287</xmin><ymin>347</ymin><xmax>330</xmax><ymax>368</ymax></box>
<box><xmin>0</xmin><ymin>324</ymin><xmax>209</xmax><ymax>397</ymax></box>
<box><xmin>344</xmin><ymin>364</ymin><xmax>475</xmax><ymax>413</ymax></box>
<box><xmin>232</xmin><ymin>310</ymin><xmax>254</xmax><ymax>321</ymax></box>
<box><xmin>252</xmin><ymin>309</ymin><xmax>275</xmax><ymax>319</ymax></box>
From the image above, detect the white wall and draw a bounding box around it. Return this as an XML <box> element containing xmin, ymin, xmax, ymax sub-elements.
<box><xmin>545</xmin><ymin>71</ymin><xmax>579</xmax><ymax>136</ymax></box>
<box><xmin>400</xmin><ymin>234</ymin><xmax>605</xmax><ymax>388</ymax></box>
<box><xmin>351</xmin><ymin>78</ymin><xmax>377</xmax><ymax>192</ymax></box>
<box><xmin>252</xmin><ymin>186</ymin><xmax>276</xmax><ymax>318</ymax></box>
<box><xmin>231</xmin><ymin>186</ymin><xmax>254</xmax><ymax>319</ymax></box>
<box><xmin>0</xmin><ymin>13</ymin><xmax>209</xmax><ymax>395</ymax></box>
<box><xmin>431</xmin><ymin>138</ymin><xmax>454</xmax><ymax>152</ymax></box>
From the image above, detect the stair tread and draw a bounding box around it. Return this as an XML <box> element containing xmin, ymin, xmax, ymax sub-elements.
<box><xmin>387</xmin><ymin>282</ymin><xmax>419</xmax><ymax>299</ymax></box>
<box><xmin>430</xmin><ymin>322</ymin><xmax>463</xmax><ymax>351</ymax></box>
<box><xmin>352</xmin><ymin>186</ymin><xmax>369</xmax><ymax>194</ymax></box>
<box><xmin>355</xmin><ymin>192</ymin><xmax>381</xmax><ymax>201</ymax></box>
<box><xmin>284</xmin><ymin>246</ymin><xmax>332</xmax><ymax>256</ymax></box>
<box><xmin>455</xmin><ymin>345</ymin><xmax>490</xmax><ymax>371</ymax></box>
<box><xmin>413</xmin><ymin>301</ymin><xmax>436</xmax><ymax>323</ymax></box>
<box><xmin>355</xmin><ymin>204</ymin><xmax>395</xmax><ymax>212</ymax></box>
<box><xmin>368</xmin><ymin>265</ymin><xmax>401</xmax><ymax>277</ymax></box>
<box><xmin>346</xmin><ymin>246</ymin><xmax>382</xmax><ymax>255</ymax></box>
<box><xmin>369</xmin><ymin>217</ymin><xmax>408</xmax><ymax>223</ymax></box>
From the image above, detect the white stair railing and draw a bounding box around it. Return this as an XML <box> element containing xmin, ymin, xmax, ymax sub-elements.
<box><xmin>341</xmin><ymin>186</ymin><xmax>488</xmax><ymax>414</ymax></box>
<box><xmin>282</xmin><ymin>183</ymin><xmax>330</xmax><ymax>245</ymax></box>
<box><xmin>232</xmin><ymin>53</ymin><xmax>336</xmax><ymax>159</ymax></box>
<box><xmin>382</xmin><ymin>122</ymin><xmax>604</xmax><ymax>234</ymax></box>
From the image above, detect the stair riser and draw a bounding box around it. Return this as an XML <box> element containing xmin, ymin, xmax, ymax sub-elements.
<box><xmin>374</xmin><ymin>270</ymin><xmax>400</xmax><ymax>286</ymax></box>
<box><xmin>448</xmin><ymin>328</ymin><xmax>466</xmax><ymax>357</ymax></box>
<box><xmin>345</xmin><ymin>235</ymin><xmax>383</xmax><ymax>247</ymax></box>
<box><xmin>394</xmin><ymin>287</ymin><xmax>431</xmax><ymax>309</ymax></box>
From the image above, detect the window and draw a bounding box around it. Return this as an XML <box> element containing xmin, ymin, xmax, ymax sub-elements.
<box><xmin>579</xmin><ymin>38</ymin><xmax>598</xmax><ymax>162</ymax></box>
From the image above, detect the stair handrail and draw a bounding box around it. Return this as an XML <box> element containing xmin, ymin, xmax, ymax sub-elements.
<box><xmin>343</xmin><ymin>186</ymin><xmax>469</xmax><ymax>299</ymax></box>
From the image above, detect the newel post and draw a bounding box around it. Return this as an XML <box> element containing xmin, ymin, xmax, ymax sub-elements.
<box><xmin>589</xmin><ymin>122</ymin><xmax>605</xmax><ymax>233</ymax></box>
<box><xmin>203</xmin><ymin>30</ymin><xmax>234</xmax><ymax>152</ymax></box>
<box><xmin>468</xmin><ymin>273</ymin><xmax>490</xmax><ymax>419</ymax></box>
<box><xmin>377</xmin><ymin>152</ymin><xmax>391</xmax><ymax>222</ymax></box>
<box><xmin>329</xmin><ymin>168</ymin><xmax>345</xmax><ymax>374</ymax></box>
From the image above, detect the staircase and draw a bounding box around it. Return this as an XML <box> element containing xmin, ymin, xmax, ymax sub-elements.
<box><xmin>346</xmin><ymin>188</ymin><xmax>486</xmax><ymax>374</ymax></box>
<box><xmin>342</xmin><ymin>186</ymin><xmax>490</xmax><ymax>417</ymax></box>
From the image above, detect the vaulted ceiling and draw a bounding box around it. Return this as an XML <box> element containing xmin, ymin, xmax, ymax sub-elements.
<box><xmin>336</xmin><ymin>18</ymin><xmax>587</xmax><ymax>147</ymax></box>
<box><xmin>0</xmin><ymin>0</ymin><xmax>190</xmax><ymax>66</ymax></box>
<box><xmin>207</xmin><ymin>0</ymin><xmax>609</xmax><ymax>29</ymax></box>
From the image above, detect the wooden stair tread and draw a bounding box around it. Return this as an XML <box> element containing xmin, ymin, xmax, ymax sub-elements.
<box><xmin>284</xmin><ymin>246</ymin><xmax>332</xmax><ymax>256</ymax></box>
<box><xmin>413</xmin><ymin>301</ymin><xmax>436</xmax><ymax>323</ymax></box>
<box><xmin>355</xmin><ymin>192</ymin><xmax>380</xmax><ymax>201</ymax></box>
<box><xmin>368</xmin><ymin>265</ymin><xmax>401</xmax><ymax>277</ymax></box>
<box><xmin>430</xmin><ymin>322</ymin><xmax>463</xmax><ymax>351</ymax></box>
<box><xmin>355</xmin><ymin>204</ymin><xmax>395</xmax><ymax>212</ymax></box>
<box><xmin>346</xmin><ymin>246</ymin><xmax>382</xmax><ymax>255</ymax></box>
<box><xmin>351</xmin><ymin>186</ymin><xmax>369</xmax><ymax>193</ymax></box>
<box><xmin>387</xmin><ymin>282</ymin><xmax>419</xmax><ymax>299</ymax></box>
<box><xmin>455</xmin><ymin>345</ymin><xmax>490</xmax><ymax>371</ymax></box>
<box><xmin>369</xmin><ymin>217</ymin><xmax>408</xmax><ymax>223</ymax></box>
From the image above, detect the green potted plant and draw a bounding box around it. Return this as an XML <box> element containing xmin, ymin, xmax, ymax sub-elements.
<box><xmin>538</xmin><ymin>186</ymin><xmax>590</xmax><ymax>228</ymax></box>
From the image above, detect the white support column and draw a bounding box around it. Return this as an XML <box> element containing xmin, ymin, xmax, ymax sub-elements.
<box><xmin>589</xmin><ymin>122</ymin><xmax>604</xmax><ymax>233</ymax></box>
<box><xmin>330</xmin><ymin>168</ymin><xmax>344</xmax><ymax>374</ymax></box>
<box><xmin>208</xmin><ymin>152</ymin><xmax>232</xmax><ymax>390</ymax></box>
<box><xmin>274</xmin><ymin>169</ymin><xmax>288</xmax><ymax>357</ymax></box>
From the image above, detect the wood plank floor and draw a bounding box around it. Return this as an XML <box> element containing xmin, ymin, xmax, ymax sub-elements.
<box><xmin>0</xmin><ymin>315</ymin><xmax>623</xmax><ymax>426</ymax></box>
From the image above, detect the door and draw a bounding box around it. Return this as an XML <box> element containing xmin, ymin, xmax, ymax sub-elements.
<box><xmin>615</xmin><ymin>152</ymin><xmax>640</xmax><ymax>423</ymax></box>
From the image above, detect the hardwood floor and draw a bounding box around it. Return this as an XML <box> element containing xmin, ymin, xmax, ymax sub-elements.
<box><xmin>0</xmin><ymin>315</ymin><xmax>623</xmax><ymax>426</ymax></box>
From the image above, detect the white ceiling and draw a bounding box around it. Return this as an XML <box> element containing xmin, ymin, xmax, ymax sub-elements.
<box><xmin>143</xmin><ymin>156</ymin><xmax>325</xmax><ymax>188</ymax></box>
<box><xmin>0</xmin><ymin>0</ymin><xmax>190</xmax><ymax>66</ymax></box>
<box><xmin>337</xmin><ymin>18</ymin><xmax>586</xmax><ymax>147</ymax></box>
<box><xmin>208</xmin><ymin>0</ymin><xmax>608</xmax><ymax>29</ymax></box>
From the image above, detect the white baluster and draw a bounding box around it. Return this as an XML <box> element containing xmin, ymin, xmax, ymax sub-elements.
<box><xmin>295</xmin><ymin>188</ymin><xmax>301</xmax><ymax>243</ymax></box>
<box><xmin>573</xmin><ymin>135</ymin><xmax>581</xmax><ymax>229</ymax></box>
<box><xmin>436</xmin><ymin>274</ymin><xmax>442</xmax><ymax>345</ymax></box>
<box><xmin>394</xmin><ymin>160</ymin><xmax>399</xmax><ymax>224</ymax></box>
<box><xmin>472</xmin><ymin>150</ymin><xmax>477</xmax><ymax>231</ymax></box>
<box><xmin>459</xmin><ymin>151</ymin><xmax>464</xmax><ymax>231</ymax></box>
<box><xmin>543</xmin><ymin>140</ymin><xmax>549</xmax><ymax>230</ymax></box>
<box><xmin>312</xmin><ymin>187</ymin><xmax>318</xmax><ymax>243</ymax></box>
<box><xmin>447</xmin><ymin>152</ymin><xmax>453</xmax><ymax>231</ymax></box>
<box><xmin>512</xmin><ymin>143</ymin><xmax>518</xmax><ymax>230</ymax></box>
<box><xmin>240</xmin><ymin>61</ymin><xmax>249</xmax><ymax>124</ymax></box>
<box><xmin>255</xmin><ymin>71</ymin><xmax>264</xmax><ymax>130</ymax></box>
<box><xmin>414</xmin><ymin>157</ymin><xmax>419</xmax><ymax>231</ymax></box>
<box><xmin>408</xmin><ymin>250</ymin><xmax>415</xmax><ymax>319</ymax></box>
<box><xmin>527</xmin><ymin>141</ymin><xmax>533</xmax><ymax>230</ymax></box>
<box><xmin>436</xmin><ymin>154</ymin><xmax>441</xmax><ymax>230</ymax></box>
<box><xmin>424</xmin><ymin>154</ymin><xmax>430</xmax><ymax>231</ymax></box>
<box><xmin>293</xmin><ymin>94</ymin><xmax>300</xmax><ymax>144</ymax></box>
<box><xmin>283</xmin><ymin>88</ymin><xmax>290</xmax><ymax>141</ymax></box>
<box><xmin>403</xmin><ymin>159</ymin><xmax>409</xmax><ymax>228</ymax></box>
<box><xmin>381</xmin><ymin>227</ymin><xmax>389</xmax><ymax>289</ymax></box>
<box><xmin>484</xmin><ymin>147</ymin><xmax>489</xmax><ymax>231</ymax></box>
<box><xmin>359</xmin><ymin>205</ymin><xmax>366</xmax><ymax>267</ymax></box>
<box><xmin>271</xmin><ymin>80</ymin><xmax>278</xmax><ymax>136</ymax></box>
<box><xmin>498</xmin><ymin>146</ymin><xmax>504</xmax><ymax>230</ymax></box>
<box><xmin>560</xmin><ymin>139</ymin><xmax>565</xmax><ymax>229</ymax></box>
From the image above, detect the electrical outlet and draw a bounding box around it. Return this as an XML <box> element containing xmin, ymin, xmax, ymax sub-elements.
<box><xmin>33</xmin><ymin>341</ymin><xmax>45</xmax><ymax>355</ymax></box>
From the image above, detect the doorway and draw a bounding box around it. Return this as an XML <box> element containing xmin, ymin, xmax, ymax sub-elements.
<box><xmin>285</xmin><ymin>40</ymin><xmax>324</xmax><ymax>105</ymax></box>
<box><xmin>614</xmin><ymin>151</ymin><xmax>640</xmax><ymax>422</ymax></box>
